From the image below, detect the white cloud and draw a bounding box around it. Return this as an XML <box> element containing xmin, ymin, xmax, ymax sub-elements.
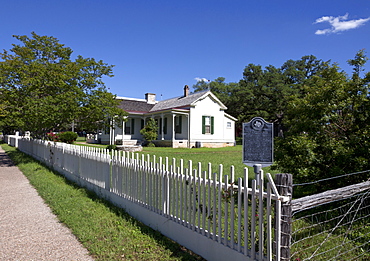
<box><xmin>195</xmin><ymin>77</ymin><xmax>210</xmax><ymax>82</ymax></box>
<box><xmin>314</xmin><ymin>13</ymin><xmax>370</xmax><ymax>35</ymax></box>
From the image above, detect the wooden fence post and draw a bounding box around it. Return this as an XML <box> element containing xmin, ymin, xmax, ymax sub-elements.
<box><xmin>275</xmin><ymin>173</ymin><xmax>292</xmax><ymax>261</ymax></box>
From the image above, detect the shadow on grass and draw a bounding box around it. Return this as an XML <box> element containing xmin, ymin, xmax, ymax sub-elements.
<box><xmin>2</xmin><ymin>145</ymin><xmax>204</xmax><ymax>261</ymax></box>
<box><xmin>5</xmin><ymin>149</ymin><xmax>35</xmax><ymax>165</ymax></box>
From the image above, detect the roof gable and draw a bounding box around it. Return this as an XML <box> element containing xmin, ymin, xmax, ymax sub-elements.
<box><xmin>150</xmin><ymin>90</ymin><xmax>228</xmax><ymax>112</ymax></box>
<box><xmin>189</xmin><ymin>91</ymin><xmax>227</xmax><ymax>110</ymax></box>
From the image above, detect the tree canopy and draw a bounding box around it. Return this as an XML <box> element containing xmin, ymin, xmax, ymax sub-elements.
<box><xmin>193</xmin><ymin>55</ymin><xmax>329</xmax><ymax>136</ymax></box>
<box><xmin>275</xmin><ymin>50</ymin><xmax>370</xmax><ymax>191</ymax></box>
<box><xmin>0</xmin><ymin>32</ymin><xmax>126</xmax><ymax>137</ymax></box>
<box><xmin>193</xmin><ymin>51</ymin><xmax>370</xmax><ymax>191</ymax></box>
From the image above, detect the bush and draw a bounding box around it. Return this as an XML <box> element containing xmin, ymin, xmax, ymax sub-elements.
<box><xmin>47</xmin><ymin>132</ymin><xmax>60</xmax><ymax>142</ymax></box>
<box><xmin>58</xmin><ymin>132</ymin><xmax>78</xmax><ymax>144</ymax></box>
<box><xmin>106</xmin><ymin>144</ymin><xmax>117</xmax><ymax>151</ymax></box>
<box><xmin>140</xmin><ymin>118</ymin><xmax>158</xmax><ymax>147</ymax></box>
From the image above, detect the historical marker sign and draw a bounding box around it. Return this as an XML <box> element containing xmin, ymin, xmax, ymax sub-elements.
<box><xmin>243</xmin><ymin>117</ymin><xmax>274</xmax><ymax>167</ymax></box>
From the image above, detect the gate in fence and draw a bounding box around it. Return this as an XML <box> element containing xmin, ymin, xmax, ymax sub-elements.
<box><xmin>9</xmin><ymin>137</ymin><xmax>291</xmax><ymax>261</ymax></box>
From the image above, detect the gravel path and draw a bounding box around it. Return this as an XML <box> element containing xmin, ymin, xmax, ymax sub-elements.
<box><xmin>0</xmin><ymin>146</ymin><xmax>94</xmax><ymax>260</ymax></box>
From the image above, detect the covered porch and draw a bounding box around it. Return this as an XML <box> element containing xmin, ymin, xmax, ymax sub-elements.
<box><xmin>105</xmin><ymin>109</ymin><xmax>191</xmax><ymax>148</ymax></box>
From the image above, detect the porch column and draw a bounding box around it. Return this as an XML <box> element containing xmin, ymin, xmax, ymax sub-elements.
<box><xmin>110</xmin><ymin>118</ymin><xmax>115</xmax><ymax>145</ymax></box>
<box><xmin>122</xmin><ymin>120</ymin><xmax>125</xmax><ymax>145</ymax></box>
<box><xmin>172</xmin><ymin>114</ymin><xmax>175</xmax><ymax>143</ymax></box>
<box><xmin>187</xmin><ymin>114</ymin><xmax>190</xmax><ymax>148</ymax></box>
<box><xmin>112</xmin><ymin>118</ymin><xmax>115</xmax><ymax>145</ymax></box>
<box><xmin>161</xmin><ymin>114</ymin><xmax>164</xmax><ymax>140</ymax></box>
<box><xmin>109</xmin><ymin>120</ymin><xmax>112</xmax><ymax>145</ymax></box>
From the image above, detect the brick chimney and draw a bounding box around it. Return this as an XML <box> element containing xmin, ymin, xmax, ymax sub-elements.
<box><xmin>184</xmin><ymin>85</ymin><xmax>189</xmax><ymax>97</ymax></box>
<box><xmin>145</xmin><ymin>93</ymin><xmax>156</xmax><ymax>104</ymax></box>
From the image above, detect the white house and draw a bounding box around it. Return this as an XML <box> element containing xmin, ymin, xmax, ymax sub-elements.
<box><xmin>101</xmin><ymin>85</ymin><xmax>236</xmax><ymax>148</ymax></box>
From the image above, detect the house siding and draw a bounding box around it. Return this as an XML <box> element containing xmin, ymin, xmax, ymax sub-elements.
<box><xmin>100</xmin><ymin>90</ymin><xmax>236</xmax><ymax>148</ymax></box>
<box><xmin>190</xmin><ymin>95</ymin><xmax>228</xmax><ymax>142</ymax></box>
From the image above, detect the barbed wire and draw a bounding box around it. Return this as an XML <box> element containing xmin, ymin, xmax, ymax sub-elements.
<box><xmin>293</xmin><ymin>169</ymin><xmax>370</xmax><ymax>187</ymax></box>
<box><xmin>291</xmin><ymin>188</ymin><xmax>370</xmax><ymax>261</ymax></box>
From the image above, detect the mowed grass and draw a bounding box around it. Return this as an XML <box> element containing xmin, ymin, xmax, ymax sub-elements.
<box><xmin>1</xmin><ymin>143</ymin><xmax>204</xmax><ymax>261</ymax></box>
<box><xmin>138</xmin><ymin>145</ymin><xmax>279</xmax><ymax>181</ymax></box>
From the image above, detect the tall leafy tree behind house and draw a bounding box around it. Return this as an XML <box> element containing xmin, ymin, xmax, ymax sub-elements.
<box><xmin>0</xmin><ymin>32</ymin><xmax>126</xmax><ymax>137</ymax></box>
<box><xmin>275</xmin><ymin>50</ymin><xmax>370</xmax><ymax>192</ymax></box>
<box><xmin>193</xmin><ymin>55</ymin><xmax>328</xmax><ymax>136</ymax></box>
<box><xmin>193</xmin><ymin>52</ymin><xmax>370</xmax><ymax>192</ymax></box>
<box><xmin>238</xmin><ymin>56</ymin><xmax>329</xmax><ymax>136</ymax></box>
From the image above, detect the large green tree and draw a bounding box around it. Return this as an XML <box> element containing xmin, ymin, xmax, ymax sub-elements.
<box><xmin>193</xmin><ymin>56</ymin><xmax>328</xmax><ymax>136</ymax></box>
<box><xmin>0</xmin><ymin>32</ymin><xmax>126</xmax><ymax>137</ymax></box>
<box><xmin>238</xmin><ymin>56</ymin><xmax>329</xmax><ymax>136</ymax></box>
<box><xmin>194</xmin><ymin>53</ymin><xmax>369</xmax><ymax>192</ymax></box>
<box><xmin>275</xmin><ymin>50</ymin><xmax>370</xmax><ymax>192</ymax></box>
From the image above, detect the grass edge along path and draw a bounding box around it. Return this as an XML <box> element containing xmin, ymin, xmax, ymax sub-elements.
<box><xmin>1</xmin><ymin>144</ymin><xmax>204</xmax><ymax>261</ymax></box>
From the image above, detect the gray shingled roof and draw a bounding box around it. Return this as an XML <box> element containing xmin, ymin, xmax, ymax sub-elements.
<box><xmin>118</xmin><ymin>90</ymin><xmax>212</xmax><ymax>113</ymax></box>
<box><xmin>150</xmin><ymin>90</ymin><xmax>209</xmax><ymax>112</ymax></box>
<box><xmin>117</xmin><ymin>99</ymin><xmax>155</xmax><ymax>113</ymax></box>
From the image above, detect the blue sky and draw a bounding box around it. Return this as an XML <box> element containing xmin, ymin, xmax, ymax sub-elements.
<box><xmin>1</xmin><ymin>0</ymin><xmax>370</xmax><ymax>100</ymax></box>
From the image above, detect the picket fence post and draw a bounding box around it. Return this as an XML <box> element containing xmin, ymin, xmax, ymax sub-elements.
<box><xmin>274</xmin><ymin>173</ymin><xmax>293</xmax><ymax>261</ymax></box>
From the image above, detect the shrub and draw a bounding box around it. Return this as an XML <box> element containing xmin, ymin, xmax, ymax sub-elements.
<box><xmin>147</xmin><ymin>142</ymin><xmax>155</xmax><ymax>147</ymax></box>
<box><xmin>106</xmin><ymin>144</ymin><xmax>117</xmax><ymax>151</ymax></box>
<box><xmin>58</xmin><ymin>131</ymin><xmax>78</xmax><ymax>144</ymax></box>
<box><xmin>140</xmin><ymin>118</ymin><xmax>158</xmax><ymax>147</ymax></box>
<box><xmin>47</xmin><ymin>132</ymin><xmax>60</xmax><ymax>142</ymax></box>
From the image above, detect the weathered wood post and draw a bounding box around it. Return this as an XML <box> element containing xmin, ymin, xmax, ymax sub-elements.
<box><xmin>274</xmin><ymin>173</ymin><xmax>292</xmax><ymax>261</ymax></box>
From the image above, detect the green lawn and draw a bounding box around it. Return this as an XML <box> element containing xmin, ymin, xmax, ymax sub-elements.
<box><xmin>137</xmin><ymin>145</ymin><xmax>279</xmax><ymax>180</ymax></box>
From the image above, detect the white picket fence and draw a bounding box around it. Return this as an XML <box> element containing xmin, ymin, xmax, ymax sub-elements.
<box><xmin>8</xmin><ymin>136</ymin><xmax>288</xmax><ymax>261</ymax></box>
